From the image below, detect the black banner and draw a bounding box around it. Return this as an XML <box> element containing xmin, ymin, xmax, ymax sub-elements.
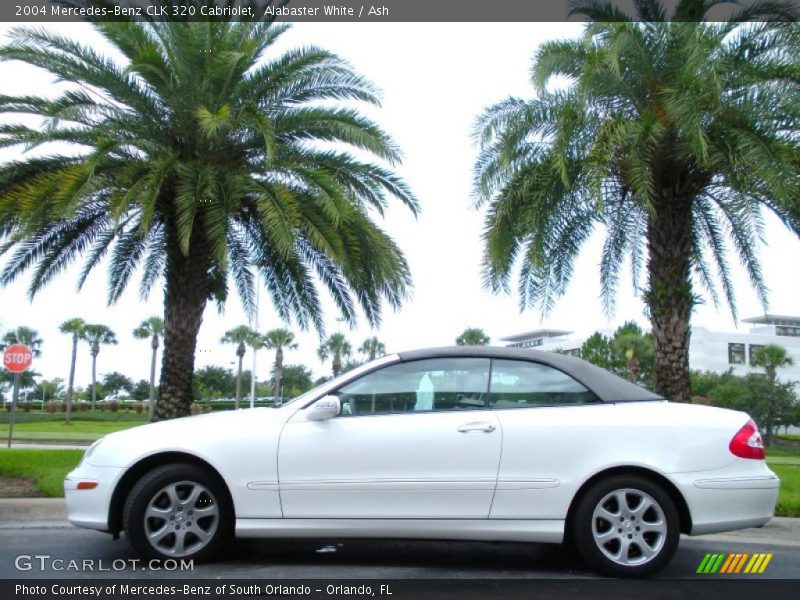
<box><xmin>2</xmin><ymin>0</ymin><xmax>799</xmax><ymax>23</ymax></box>
<box><xmin>2</xmin><ymin>579</ymin><xmax>800</xmax><ymax>600</ymax></box>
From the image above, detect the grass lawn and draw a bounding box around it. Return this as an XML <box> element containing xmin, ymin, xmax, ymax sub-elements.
<box><xmin>0</xmin><ymin>412</ymin><xmax>149</xmax><ymax>425</ymax></box>
<box><xmin>0</xmin><ymin>419</ymin><xmax>146</xmax><ymax>442</ymax></box>
<box><xmin>0</xmin><ymin>450</ymin><xmax>84</xmax><ymax>497</ymax></box>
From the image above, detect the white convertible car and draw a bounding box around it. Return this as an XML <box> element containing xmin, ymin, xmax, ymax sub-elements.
<box><xmin>65</xmin><ymin>347</ymin><xmax>779</xmax><ymax>577</ymax></box>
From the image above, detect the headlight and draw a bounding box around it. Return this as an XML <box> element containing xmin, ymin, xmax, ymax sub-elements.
<box><xmin>78</xmin><ymin>438</ymin><xmax>104</xmax><ymax>467</ymax></box>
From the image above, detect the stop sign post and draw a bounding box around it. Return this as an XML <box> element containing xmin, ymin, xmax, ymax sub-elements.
<box><xmin>4</xmin><ymin>344</ymin><xmax>33</xmax><ymax>448</ymax></box>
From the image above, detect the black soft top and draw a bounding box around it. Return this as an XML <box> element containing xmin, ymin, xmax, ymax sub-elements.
<box><xmin>397</xmin><ymin>346</ymin><xmax>663</xmax><ymax>403</ymax></box>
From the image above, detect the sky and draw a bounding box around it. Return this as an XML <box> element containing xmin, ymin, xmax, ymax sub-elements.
<box><xmin>0</xmin><ymin>21</ymin><xmax>799</xmax><ymax>390</ymax></box>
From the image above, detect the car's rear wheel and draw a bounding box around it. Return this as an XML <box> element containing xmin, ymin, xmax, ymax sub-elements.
<box><xmin>123</xmin><ymin>463</ymin><xmax>232</xmax><ymax>561</ymax></box>
<box><xmin>572</xmin><ymin>475</ymin><xmax>679</xmax><ymax>577</ymax></box>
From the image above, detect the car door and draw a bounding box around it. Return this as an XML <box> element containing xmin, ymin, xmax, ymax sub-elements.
<box><xmin>486</xmin><ymin>358</ymin><xmax>611</xmax><ymax>520</ymax></box>
<box><xmin>277</xmin><ymin>357</ymin><xmax>502</xmax><ymax>519</ymax></box>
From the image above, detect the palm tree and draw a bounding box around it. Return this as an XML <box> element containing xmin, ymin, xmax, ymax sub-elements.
<box><xmin>751</xmin><ymin>343</ymin><xmax>794</xmax><ymax>445</ymax></box>
<box><xmin>318</xmin><ymin>333</ymin><xmax>352</xmax><ymax>377</ymax></box>
<box><xmin>0</xmin><ymin>15</ymin><xmax>417</xmax><ymax>420</ymax></box>
<box><xmin>455</xmin><ymin>328</ymin><xmax>490</xmax><ymax>346</ymax></box>
<box><xmin>221</xmin><ymin>325</ymin><xmax>258</xmax><ymax>410</ymax></box>
<box><xmin>611</xmin><ymin>324</ymin><xmax>654</xmax><ymax>385</ymax></box>
<box><xmin>58</xmin><ymin>318</ymin><xmax>86</xmax><ymax>424</ymax></box>
<box><xmin>262</xmin><ymin>328</ymin><xmax>298</xmax><ymax>404</ymax></box>
<box><xmin>0</xmin><ymin>326</ymin><xmax>43</xmax><ymax>413</ymax></box>
<box><xmin>0</xmin><ymin>326</ymin><xmax>43</xmax><ymax>356</ymax></box>
<box><xmin>752</xmin><ymin>344</ymin><xmax>794</xmax><ymax>384</ymax></box>
<box><xmin>83</xmin><ymin>324</ymin><xmax>117</xmax><ymax>411</ymax></box>
<box><xmin>358</xmin><ymin>336</ymin><xmax>386</xmax><ymax>361</ymax></box>
<box><xmin>473</xmin><ymin>1</ymin><xmax>800</xmax><ymax>401</ymax></box>
<box><xmin>133</xmin><ymin>316</ymin><xmax>165</xmax><ymax>420</ymax></box>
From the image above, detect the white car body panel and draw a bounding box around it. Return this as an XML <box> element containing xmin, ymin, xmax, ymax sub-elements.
<box><xmin>279</xmin><ymin>409</ymin><xmax>502</xmax><ymax>518</ymax></box>
<box><xmin>65</xmin><ymin>349</ymin><xmax>779</xmax><ymax>546</ymax></box>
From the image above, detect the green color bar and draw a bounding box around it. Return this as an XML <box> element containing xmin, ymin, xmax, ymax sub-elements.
<box><xmin>697</xmin><ymin>553</ymin><xmax>713</xmax><ymax>574</ymax></box>
<box><xmin>710</xmin><ymin>553</ymin><xmax>726</xmax><ymax>573</ymax></box>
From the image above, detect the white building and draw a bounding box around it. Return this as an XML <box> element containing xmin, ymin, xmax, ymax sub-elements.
<box><xmin>500</xmin><ymin>314</ymin><xmax>800</xmax><ymax>385</ymax></box>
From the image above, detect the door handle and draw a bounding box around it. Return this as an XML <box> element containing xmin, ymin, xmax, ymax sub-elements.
<box><xmin>457</xmin><ymin>422</ymin><xmax>496</xmax><ymax>433</ymax></box>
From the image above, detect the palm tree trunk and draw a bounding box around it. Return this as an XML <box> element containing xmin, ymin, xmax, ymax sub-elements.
<box><xmin>91</xmin><ymin>351</ymin><xmax>97</xmax><ymax>410</ymax></box>
<box><xmin>333</xmin><ymin>354</ymin><xmax>342</xmax><ymax>377</ymax></box>
<box><xmin>156</xmin><ymin>217</ymin><xmax>210</xmax><ymax>420</ymax></box>
<box><xmin>235</xmin><ymin>354</ymin><xmax>243</xmax><ymax>410</ymax></box>
<box><xmin>274</xmin><ymin>347</ymin><xmax>284</xmax><ymax>403</ymax></box>
<box><xmin>148</xmin><ymin>335</ymin><xmax>158</xmax><ymax>421</ymax></box>
<box><xmin>628</xmin><ymin>356</ymin><xmax>640</xmax><ymax>384</ymax></box>
<box><xmin>645</xmin><ymin>192</ymin><xmax>694</xmax><ymax>402</ymax></box>
<box><xmin>65</xmin><ymin>335</ymin><xmax>77</xmax><ymax>425</ymax></box>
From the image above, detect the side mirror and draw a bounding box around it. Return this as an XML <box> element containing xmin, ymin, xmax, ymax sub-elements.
<box><xmin>307</xmin><ymin>395</ymin><xmax>340</xmax><ymax>421</ymax></box>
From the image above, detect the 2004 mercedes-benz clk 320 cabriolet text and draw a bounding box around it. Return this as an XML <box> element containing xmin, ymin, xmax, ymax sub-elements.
<box><xmin>65</xmin><ymin>346</ymin><xmax>779</xmax><ymax>577</ymax></box>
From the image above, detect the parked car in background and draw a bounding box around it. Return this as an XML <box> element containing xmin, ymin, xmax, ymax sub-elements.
<box><xmin>65</xmin><ymin>347</ymin><xmax>778</xmax><ymax>577</ymax></box>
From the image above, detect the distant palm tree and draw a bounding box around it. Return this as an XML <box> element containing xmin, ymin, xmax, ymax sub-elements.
<box><xmin>221</xmin><ymin>325</ymin><xmax>258</xmax><ymax>410</ymax></box>
<box><xmin>0</xmin><ymin>327</ymin><xmax>43</xmax><ymax>410</ymax></box>
<box><xmin>83</xmin><ymin>324</ymin><xmax>118</xmax><ymax>410</ymax></box>
<box><xmin>358</xmin><ymin>336</ymin><xmax>386</xmax><ymax>361</ymax></box>
<box><xmin>318</xmin><ymin>333</ymin><xmax>352</xmax><ymax>377</ymax></box>
<box><xmin>752</xmin><ymin>344</ymin><xmax>794</xmax><ymax>384</ymax></box>
<box><xmin>133</xmin><ymin>316</ymin><xmax>165</xmax><ymax>420</ymax></box>
<box><xmin>0</xmin><ymin>326</ymin><xmax>43</xmax><ymax>356</ymax></box>
<box><xmin>611</xmin><ymin>325</ymin><xmax>654</xmax><ymax>385</ymax></box>
<box><xmin>751</xmin><ymin>343</ymin><xmax>794</xmax><ymax>445</ymax></box>
<box><xmin>473</xmin><ymin>1</ymin><xmax>800</xmax><ymax>401</ymax></box>
<box><xmin>456</xmin><ymin>328</ymin><xmax>490</xmax><ymax>346</ymax></box>
<box><xmin>59</xmin><ymin>318</ymin><xmax>86</xmax><ymax>424</ymax></box>
<box><xmin>0</xmin><ymin>16</ymin><xmax>417</xmax><ymax>420</ymax></box>
<box><xmin>262</xmin><ymin>328</ymin><xmax>298</xmax><ymax>403</ymax></box>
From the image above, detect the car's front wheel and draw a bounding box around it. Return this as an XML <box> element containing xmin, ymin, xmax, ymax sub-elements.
<box><xmin>571</xmin><ymin>475</ymin><xmax>680</xmax><ymax>577</ymax></box>
<box><xmin>123</xmin><ymin>463</ymin><xmax>232</xmax><ymax>561</ymax></box>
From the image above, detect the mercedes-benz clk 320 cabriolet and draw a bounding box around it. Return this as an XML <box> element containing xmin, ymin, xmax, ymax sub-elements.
<box><xmin>64</xmin><ymin>346</ymin><xmax>779</xmax><ymax>577</ymax></box>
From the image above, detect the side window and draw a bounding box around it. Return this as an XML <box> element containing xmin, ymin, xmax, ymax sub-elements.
<box><xmin>336</xmin><ymin>358</ymin><xmax>491</xmax><ymax>416</ymax></box>
<box><xmin>489</xmin><ymin>360</ymin><xmax>599</xmax><ymax>408</ymax></box>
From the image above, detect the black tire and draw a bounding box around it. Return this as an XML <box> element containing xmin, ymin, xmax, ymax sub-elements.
<box><xmin>571</xmin><ymin>475</ymin><xmax>680</xmax><ymax>578</ymax></box>
<box><xmin>123</xmin><ymin>463</ymin><xmax>233</xmax><ymax>562</ymax></box>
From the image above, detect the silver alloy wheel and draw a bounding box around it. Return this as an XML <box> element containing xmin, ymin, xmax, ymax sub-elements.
<box><xmin>590</xmin><ymin>487</ymin><xmax>668</xmax><ymax>567</ymax></box>
<box><xmin>143</xmin><ymin>480</ymin><xmax>220</xmax><ymax>557</ymax></box>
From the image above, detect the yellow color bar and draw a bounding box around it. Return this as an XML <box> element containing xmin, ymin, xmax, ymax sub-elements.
<box><xmin>757</xmin><ymin>554</ymin><xmax>773</xmax><ymax>574</ymax></box>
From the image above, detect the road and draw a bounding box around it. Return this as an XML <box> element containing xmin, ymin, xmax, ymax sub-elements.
<box><xmin>0</xmin><ymin>527</ymin><xmax>797</xmax><ymax>579</ymax></box>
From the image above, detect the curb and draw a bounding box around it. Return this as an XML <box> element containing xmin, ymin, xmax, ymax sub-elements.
<box><xmin>685</xmin><ymin>517</ymin><xmax>800</xmax><ymax>548</ymax></box>
<box><xmin>0</xmin><ymin>498</ymin><xmax>68</xmax><ymax>525</ymax></box>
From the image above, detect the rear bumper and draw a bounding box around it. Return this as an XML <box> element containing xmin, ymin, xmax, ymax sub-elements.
<box><xmin>64</xmin><ymin>463</ymin><xmax>124</xmax><ymax>532</ymax></box>
<box><xmin>670</xmin><ymin>464</ymin><xmax>779</xmax><ymax>536</ymax></box>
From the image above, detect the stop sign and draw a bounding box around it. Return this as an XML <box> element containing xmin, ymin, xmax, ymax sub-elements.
<box><xmin>3</xmin><ymin>344</ymin><xmax>33</xmax><ymax>373</ymax></box>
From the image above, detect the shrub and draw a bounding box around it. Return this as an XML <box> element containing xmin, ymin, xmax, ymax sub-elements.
<box><xmin>46</xmin><ymin>401</ymin><xmax>56</xmax><ymax>414</ymax></box>
<box><xmin>134</xmin><ymin>403</ymin><xmax>144</xmax><ymax>414</ymax></box>
<box><xmin>22</xmin><ymin>402</ymin><xmax>32</xmax><ymax>413</ymax></box>
<box><xmin>109</xmin><ymin>400</ymin><xmax>119</xmax><ymax>413</ymax></box>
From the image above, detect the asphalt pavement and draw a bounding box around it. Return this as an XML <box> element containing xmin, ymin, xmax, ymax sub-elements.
<box><xmin>0</xmin><ymin>499</ymin><xmax>797</xmax><ymax>580</ymax></box>
<box><xmin>0</xmin><ymin>525</ymin><xmax>797</xmax><ymax>580</ymax></box>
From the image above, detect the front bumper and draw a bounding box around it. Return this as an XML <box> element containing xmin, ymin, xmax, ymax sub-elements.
<box><xmin>64</xmin><ymin>463</ymin><xmax>125</xmax><ymax>532</ymax></box>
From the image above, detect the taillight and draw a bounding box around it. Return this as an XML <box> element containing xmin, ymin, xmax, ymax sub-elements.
<box><xmin>729</xmin><ymin>419</ymin><xmax>765</xmax><ymax>459</ymax></box>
